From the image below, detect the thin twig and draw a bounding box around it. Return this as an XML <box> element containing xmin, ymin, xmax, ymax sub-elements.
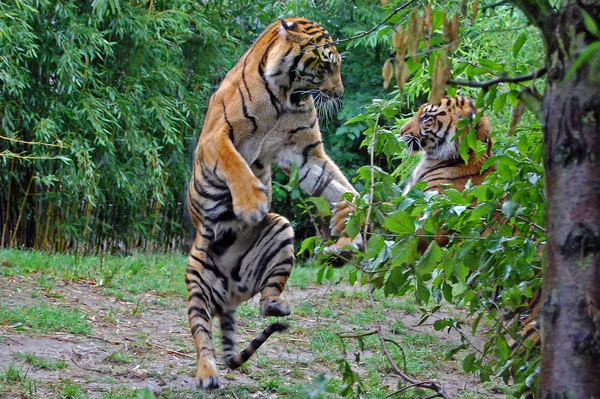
<box><xmin>366</xmin><ymin>274</ymin><xmax>452</xmax><ymax>399</ymax></box>
<box><xmin>447</xmin><ymin>67</ymin><xmax>547</xmax><ymax>90</ymax></box>
<box><xmin>385</xmin><ymin>381</ymin><xmax>431</xmax><ymax>398</ymax></box>
<box><xmin>125</xmin><ymin>337</ymin><xmax>195</xmax><ymax>359</ymax></box>
<box><xmin>311</xmin><ymin>0</ymin><xmax>417</xmax><ymax>48</ymax></box>
<box><xmin>0</xmin><ymin>134</ymin><xmax>67</xmax><ymax>148</ymax></box>
<box><xmin>337</xmin><ymin>330</ymin><xmax>379</xmax><ymax>339</ymax></box>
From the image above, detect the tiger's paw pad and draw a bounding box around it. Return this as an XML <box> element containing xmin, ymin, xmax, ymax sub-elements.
<box><xmin>233</xmin><ymin>183</ymin><xmax>269</xmax><ymax>224</ymax></box>
<box><xmin>261</xmin><ymin>298</ymin><xmax>291</xmax><ymax>317</ymax></box>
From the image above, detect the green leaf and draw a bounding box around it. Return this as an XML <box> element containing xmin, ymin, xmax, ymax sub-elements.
<box><xmin>478</xmin><ymin>59</ymin><xmax>503</xmax><ymax>71</ymax></box>
<box><xmin>445</xmin><ymin>344</ymin><xmax>467</xmax><ymax>360</ymax></box>
<box><xmin>455</xmin><ymin>262</ymin><xmax>470</xmax><ymax>283</ymax></box>
<box><xmin>307</xmin><ymin>196</ymin><xmax>331</xmax><ymax>217</ymax></box>
<box><xmin>566</xmin><ymin>41</ymin><xmax>600</xmax><ymax>81</ymax></box>
<box><xmin>349</xmin><ymin>268</ymin><xmax>357</xmax><ymax>286</ymax></box>
<box><xmin>346</xmin><ymin>215</ymin><xmax>362</xmax><ymax>238</ymax></box>
<box><xmin>495</xmin><ymin>336</ymin><xmax>511</xmax><ymax>360</ymax></box>
<box><xmin>384</xmin><ymin>210</ymin><xmax>415</xmax><ymax>235</ymax></box>
<box><xmin>298</xmin><ymin>236</ymin><xmax>319</xmax><ymax>256</ymax></box>
<box><xmin>494</xmin><ymin>93</ymin><xmax>507</xmax><ymax>113</ymax></box>
<box><xmin>415</xmin><ymin>241</ymin><xmax>442</xmax><ymax>277</ymax></box>
<box><xmin>501</xmin><ymin>200</ymin><xmax>519</xmax><ymax>218</ymax></box>
<box><xmin>415</xmin><ymin>280</ymin><xmax>430</xmax><ymax>304</ymax></box>
<box><xmin>459</xmin><ymin>136</ymin><xmax>470</xmax><ymax>164</ymax></box>
<box><xmin>442</xmin><ymin>281</ymin><xmax>453</xmax><ymax>302</ymax></box>
<box><xmin>462</xmin><ymin>353</ymin><xmax>477</xmax><ymax>372</ymax></box>
<box><xmin>512</xmin><ymin>33</ymin><xmax>527</xmax><ymax>57</ymax></box>
<box><xmin>582</xmin><ymin>10</ymin><xmax>600</xmax><ymax>38</ymax></box>
<box><xmin>391</xmin><ymin>238</ymin><xmax>418</xmax><ymax>266</ymax></box>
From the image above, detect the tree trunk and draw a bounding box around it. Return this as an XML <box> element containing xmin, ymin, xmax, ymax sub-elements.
<box><xmin>514</xmin><ymin>1</ymin><xmax>600</xmax><ymax>397</ymax></box>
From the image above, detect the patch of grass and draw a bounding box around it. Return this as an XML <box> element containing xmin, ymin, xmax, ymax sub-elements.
<box><xmin>101</xmin><ymin>388</ymin><xmax>139</xmax><ymax>399</ymax></box>
<box><xmin>0</xmin><ymin>363</ymin><xmax>24</xmax><ymax>384</ymax></box>
<box><xmin>13</xmin><ymin>352</ymin><xmax>68</xmax><ymax>370</ymax></box>
<box><xmin>0</xmin><ymin>362</ymin><xmax>37</xmax><ymax>397</ymax></box>
<box><xmin>106</xmin><ymin>350</ymin><xmax>136</xmax><ymax>364</ymax></box>
<box><xmin>0</xmin><ymin>303</ymin><xmax>92</xmax><ymax>335</ymax></box>
<box><xmin>58</xmin><ymin>379</ymin><xmax>87</xmax><ymax>399</ymax></box>
<box><xmin>0</xmin><ymin>250</ymin><xmax>187</xmax><ymax>300</ymax></box>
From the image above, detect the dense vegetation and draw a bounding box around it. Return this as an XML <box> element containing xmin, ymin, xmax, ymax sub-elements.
<box><xmin>0</xmin><ymin>0</ymin><xmax>387</xmax><ymax>251</ymax></box>
<box><xmin>1</xmin><ymin>0</ymin><xmax>555</xmax><ymax>397</ymax></box>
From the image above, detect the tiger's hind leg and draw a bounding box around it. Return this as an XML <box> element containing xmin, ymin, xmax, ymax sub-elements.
<box><xmin>186</xmin><ymin>233</ymin><xmax>222</xmax><ymax>390</ymax></box>
<box><xmin>239</xmin><ymin>214</ymin><xmax>295</xmax><ymax>318</ymax></box>
<box><xmin>219</xmin><ymin>311</ymin><xmax>237</xmax><ymax>368</ymax></box>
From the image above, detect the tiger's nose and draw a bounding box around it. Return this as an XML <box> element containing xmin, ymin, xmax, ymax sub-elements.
<box><xmin>332</xmin><ymin>86</ymin><xmax>344</xmax><ymax>98</ymax></box>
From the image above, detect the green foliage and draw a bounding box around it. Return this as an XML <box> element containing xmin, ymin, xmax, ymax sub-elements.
<box><xmin>304</xmin><ymin>1</ymin><xmax>546</xmax><ymax>397</ymax></box>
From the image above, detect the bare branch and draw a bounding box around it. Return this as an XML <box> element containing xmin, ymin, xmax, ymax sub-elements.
<box><xmin>447</xmin><ymin>66</ymin><xmax>547</xmax><ymax>90</ymax></box>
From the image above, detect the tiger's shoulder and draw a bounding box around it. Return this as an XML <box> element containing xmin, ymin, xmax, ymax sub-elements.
<box><xmin>400</xmin><ymin>95</ymin><xmax>494</xmax><ymax>194</ymax></box>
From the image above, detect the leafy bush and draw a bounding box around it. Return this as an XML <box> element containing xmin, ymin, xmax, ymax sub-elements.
<box><xmin>302</xmin><ymin>1</ymin><xmax>546</xmax><ymax>397</ymax></box>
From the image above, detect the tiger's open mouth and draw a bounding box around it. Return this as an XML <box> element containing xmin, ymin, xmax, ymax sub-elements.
<box><xmin>290</xmin><ymin>89</ymin><xmax>342</xmax><ymax>121</ymax></box>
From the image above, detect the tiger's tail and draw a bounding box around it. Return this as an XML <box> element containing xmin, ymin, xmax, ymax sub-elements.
<box><xmin>223</xmin><ymin>322</ymin><xmax>288</xmax><ymax>370</ymax></box>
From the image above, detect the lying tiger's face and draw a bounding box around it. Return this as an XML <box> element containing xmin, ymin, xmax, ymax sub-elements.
<box><xmin>276</xmin><ymin>19</ymin><xmax>343</xmax><ymax>112</ymax></box>
<box><xmin>400</xmin><ymin>96</ymin><xmax>476</xmax><ymax>160</ymax></box>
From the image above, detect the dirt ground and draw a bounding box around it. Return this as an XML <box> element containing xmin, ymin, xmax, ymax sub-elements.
<box><xmin>0</xmin><ymin>274</ymin><xmax>504</xmax><ymax>399</ymax></box>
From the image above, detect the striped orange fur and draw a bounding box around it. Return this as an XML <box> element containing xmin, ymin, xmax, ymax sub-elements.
<box><xmin>185</xmin><ymin>18</ymin><xmax>359</xmax><ymax>389</ymax></box>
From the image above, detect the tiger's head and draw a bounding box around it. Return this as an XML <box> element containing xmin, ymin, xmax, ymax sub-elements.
<box><xmin>266</xmin><ymin>18</ymin><xmax>343</xmax><ymax>113</ymax></box>
<box><xmin>399</xmin><ymin>95</ymin><xmax>490</xmax><ymax>160</ymax></box>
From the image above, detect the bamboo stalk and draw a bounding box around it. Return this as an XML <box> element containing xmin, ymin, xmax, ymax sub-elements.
<box><xmin>9</xmin><ymin>174</ymin><xmax>34</xmax><ymax>248</ymax></box>
<box><xmin>1</xmin><ymin>158</ymin><xmax>15</xmax><ymax>247</ymax></box>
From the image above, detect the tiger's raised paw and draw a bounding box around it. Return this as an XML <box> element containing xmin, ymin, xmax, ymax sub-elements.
<box><xmin>260</xmin><ymin>297</ymin><xmax>291</xmax><ymax>317</ymax></box>
<box><xmin>232</xmin><ymin>181</ymin><xmax>269</xmax><ymax>224</ymax></box>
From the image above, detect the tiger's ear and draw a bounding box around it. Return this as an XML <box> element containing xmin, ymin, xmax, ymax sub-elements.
<box><xmin>279</xmin><ymin>19</ymin><xmax>304</xmax><ymax>42</ymax></box>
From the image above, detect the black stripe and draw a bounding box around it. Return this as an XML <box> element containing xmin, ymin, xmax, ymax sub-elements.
<box><xmin>188</xmin><ymin>306</ymin><xmax>211</xmax><ymax>321</ymax></box>
<box><xmin>258</xmin><ymin>63</ymin><xmax>281</xmax><ymax>117</ymax></box>
<box><xmin>417</xmin><ymin>158</ymin><xmax>465</xmax><ymax>181</ymax></box>
<box><xmin>301</xmin><ymin>141</ymin><xmax>322</xmax><ymax>167</ymax></box>
<box><xmin>222</xmin><ymin>100</ymin><xmax>234</xmax><ymax>137</ymax></box>
<box><xmin>298</xmin><ymin>169</ymin><xmax>310</xmax><ymax>185</ymax></box>
<box><xmin>238</xmin><ymin>86</ymin><xmax>258</xmax><ymax>134</ymax></box>
<box><xmin>200</xmin><ymin>167</ymin><xmax>228</xmax><ymax>190</ymax></box>
<box><xmin>253</xmin><ymin>236</ymin><xmax>295</xmax><ymax>284</ymax></box>
<box><xmin>287</xmin><ymin>52</ymin><xmax>305</xmax><ymax>89</ymax></box>
<box><xmin>210</xmin><ymin>228</ymin><xmax>237</xmax><ymax>257</ymax></box>
<box><xmin>313</xmin><ymin>171</ymin><xmax>335</xmax><ymax>197</ymax></box>
<box><xmin>242</xmin><ymin>49</ymin><xmax>254</xmax><ymax>101</ymax></box>
<box><xmin>288</xmin><ymin>118</ymin><xmax>317</xmax><ymax>135</ymax></box>
<box><xmin>191</xmin><ymin>324</ymin><xmax>211</xmax><ymax>337</ymax></box>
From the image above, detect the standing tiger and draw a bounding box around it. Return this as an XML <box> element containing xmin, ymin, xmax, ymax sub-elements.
<box><xmin>185</xmin><ymin>18</ymin><xmax>359</xmax><ymax>389</ymax></box>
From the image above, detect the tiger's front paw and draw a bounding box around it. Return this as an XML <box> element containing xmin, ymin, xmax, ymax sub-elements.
<box><xmin>330</xmin><ymin>200</ymin><xmax>355</xmax><ymax>236</ymax></box>
<box><xmin>232</xmin><ymin>180</ymin><xmax>269</xmax><ymax>224</ymax></box>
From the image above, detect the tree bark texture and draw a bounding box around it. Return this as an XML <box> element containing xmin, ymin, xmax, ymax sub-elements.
<box><xmin>515</xmin><ymin>1</ymin><xmax>600</xmax><ymax>397</ymax></box>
